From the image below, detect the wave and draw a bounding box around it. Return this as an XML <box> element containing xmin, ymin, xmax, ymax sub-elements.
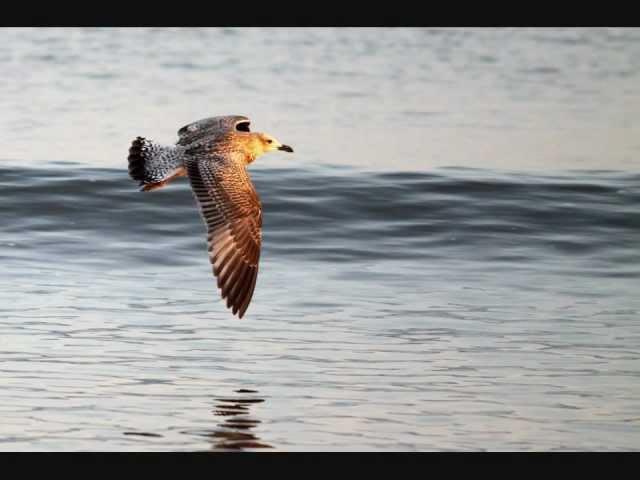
<box><xmin>1</xmin><ymin>164</ymin><xmax>639</xmax><ymax>274</ymax></box>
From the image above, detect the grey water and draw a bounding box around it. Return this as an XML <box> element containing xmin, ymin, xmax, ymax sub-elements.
<box><xmin>1</xmin><ymin>28</ymin><xmax>640</xmax><ymax>451</ymax></box>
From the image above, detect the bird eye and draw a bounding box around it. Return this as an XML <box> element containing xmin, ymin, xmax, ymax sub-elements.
<box><xmin>267</xmin><ymin>139</ymin><xmax>273</xmax><ymax>144</ymax></box>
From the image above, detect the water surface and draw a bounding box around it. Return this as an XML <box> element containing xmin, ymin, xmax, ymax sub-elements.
<box><xmin>1</xmin><ymin>164</ymin><xmax>639</xmax><ymax>450</ymax></box>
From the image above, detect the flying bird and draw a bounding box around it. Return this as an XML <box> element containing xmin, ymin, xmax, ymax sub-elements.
<box><xmin>127</xmin><ymin>115</ymin><xmax>293</xmax><ymax>318</ymax></box>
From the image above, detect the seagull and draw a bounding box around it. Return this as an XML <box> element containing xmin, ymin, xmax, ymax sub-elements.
<box><xmin>127</xmin><ymin>115</ymin><xmax>293</xmax><ymax>318</ymax></box>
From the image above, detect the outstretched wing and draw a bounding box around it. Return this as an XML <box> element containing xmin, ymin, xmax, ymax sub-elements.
<box><xmin>177</xmin><ymin>115</ymin><xmax>251</xmax><ymax>147</ymax></box>
<box><xmin>185</xmin><ymin>154</ymin><xmax>262</xmax><ymax>318</ymax></box>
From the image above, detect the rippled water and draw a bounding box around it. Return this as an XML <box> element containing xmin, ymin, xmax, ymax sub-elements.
<box><xmin>1</xmin><ymin>164</ymin><xmax>639</xmax><ymax>451</ymax></box>
<box><xmin>1</xmin><ymin>27</ymin><xmax>639</xmax><ymax>451</ymax></box>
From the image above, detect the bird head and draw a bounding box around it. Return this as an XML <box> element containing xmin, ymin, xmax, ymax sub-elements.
<box><xmin>222</xmin><ymin>117</ymin><xmax>294</xmax><ymax>163</ymax></box>
<box><xmin>251</xmin><ymin>132</ymin><xmax>294</xmax><ymax>156</ymax></box>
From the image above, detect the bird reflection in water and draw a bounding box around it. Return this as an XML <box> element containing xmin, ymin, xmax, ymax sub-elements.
<box><xmin>207</xmin><ymin>389</ymin><xmax>273</xmax><ymax>451</ymax></box>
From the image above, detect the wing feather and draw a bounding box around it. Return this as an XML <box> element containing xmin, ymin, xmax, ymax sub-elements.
<box><xmin>177</xmin><ymin>116</ymin><xmax>251</xmax><ymax>147</ymax></box>
<box><xmin>185</xmin><ymin>154</ymin><xmax>262</xmax><ymax>318</ymax></box>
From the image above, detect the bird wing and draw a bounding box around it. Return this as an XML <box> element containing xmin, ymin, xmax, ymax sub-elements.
<box><xmin>177</xmin><ymin>116</ymin><xmax>251</xmax><ymax>147</ymax></box>
<box><xmin>185</xmin><ymin>153</ymin><xmax>262</xmax><ymax>318</ymax></box>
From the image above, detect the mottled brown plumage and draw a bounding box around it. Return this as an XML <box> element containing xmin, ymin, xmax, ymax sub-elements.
<box><xmin>127</xmin><ymin>115</ymin><xmax>293</xmax><ymax>318</ymax></box>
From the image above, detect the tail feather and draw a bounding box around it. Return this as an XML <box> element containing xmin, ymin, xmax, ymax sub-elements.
<box><xmin>127</xmin><ymin>137</ymin><xmax>185</xmax><ymax>191</ymax></box>
<box><xmin>128</xmin><ymin>136</ymin><xmax>149</xmax><ymax>184</ymax></box>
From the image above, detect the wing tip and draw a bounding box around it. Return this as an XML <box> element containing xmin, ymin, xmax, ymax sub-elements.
<box><xmin>215</xmin><ymin>265</ymin><xmax>257</xmax><ymax>320</ymax></box>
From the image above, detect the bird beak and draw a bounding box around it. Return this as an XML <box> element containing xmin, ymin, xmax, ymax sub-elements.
<box><xmin>278</xmin><ymin>144</ymin><xmax>294</xmax><ymax>152</ymax></box>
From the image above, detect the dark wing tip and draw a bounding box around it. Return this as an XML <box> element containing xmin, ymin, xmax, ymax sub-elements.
<box><xmin>218</xmin><ymin>263</ymin><xmax>257</xmax><ymax>319</ymax></box>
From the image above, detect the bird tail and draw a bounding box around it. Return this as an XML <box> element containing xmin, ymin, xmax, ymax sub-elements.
<box><xmin>128</xmin><ymin>137</ymin><xmax>186</xmax><ymax>192</ymax></box>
